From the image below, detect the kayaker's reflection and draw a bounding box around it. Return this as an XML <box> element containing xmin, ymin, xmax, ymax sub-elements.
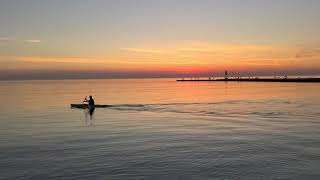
<box><xmin>84</xmin><ymin>108</ymin><xmax>95</xmax><ymax>126</ymax></box>
<box><xmin>85</xmin><ymin>107</ymin><xmax>95</xmax><ymax>118</ymax></box>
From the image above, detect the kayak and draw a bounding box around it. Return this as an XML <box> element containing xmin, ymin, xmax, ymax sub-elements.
<box><xmin>71</xmin><ymin>104</ymin><xmax>111</xmax><ymax>109</ymax></box>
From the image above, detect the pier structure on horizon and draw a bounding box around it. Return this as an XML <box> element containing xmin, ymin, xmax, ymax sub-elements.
<box><xmin>177</xmin><ymin>71</ymin><xmax>320</xmax><ymax>83</ymax></box>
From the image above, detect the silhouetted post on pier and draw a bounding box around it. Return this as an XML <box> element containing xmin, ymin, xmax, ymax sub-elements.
<box><xmin>225</xmin><ymin>70</ymin><xmax>228</xmax><ymax>80</ymax></box>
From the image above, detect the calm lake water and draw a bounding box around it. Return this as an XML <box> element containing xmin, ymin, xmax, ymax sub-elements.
<box><xmin>1</xmin><ymin>78</ymin><xmax>320</xmax><ymax>179</ymax></box>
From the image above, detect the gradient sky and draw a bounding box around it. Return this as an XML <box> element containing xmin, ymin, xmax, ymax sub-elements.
<box><xmin>1</xmin><ymin>0</ymin><xmax>320</xmax><ymax>79</ymax></box>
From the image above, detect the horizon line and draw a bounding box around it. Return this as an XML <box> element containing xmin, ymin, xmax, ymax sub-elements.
<box><xmin>1</xmin><ymin>73</ymin><xmax>320</xmax><ymax>81</ymax></box>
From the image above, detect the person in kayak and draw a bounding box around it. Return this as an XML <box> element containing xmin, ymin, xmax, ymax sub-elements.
<box><xmin>84</xmin><ymin>95</ymin><xmax>95</xmax><ymax>118</ymax></box>
<box><xmin>84</xmin><ymin>95</ymin><xmax>95</xmax><ymax>108</ymax></box>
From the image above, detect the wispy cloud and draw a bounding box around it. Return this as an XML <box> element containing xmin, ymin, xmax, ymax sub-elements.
<box><xmin>296</xmin><ymin>47</ymin><xmax>320</xmax><ymax>59</ymax></box>
<box><xmin>123</xmin><ymin>43</ymin><xmax>275</xmax><ymax>55</ymax></box>
<box><xmin>25</xmin><ymin>39</ymin><xmax>41</xmax><ymax>43</ymax></box>
<box><xmin>178</xmin><ymin>44</ymin><xmax>274</xmax><ymax>53</ymax></box>
<box><xmin>0</xmin><ymin>37</ymin><xmax>41</xmax><ymax>43</ymax></box>
<box><xmin>16</xmin><ymin>56</ymin><xmax>103</xmax><ymax>64</ymax></box>
<box><xmin>178</xmin><ymin>48</ymin><xmax>214</xmax><ymax>53</ymax></box>
<box><xmin>122</xmin><ymin>48</ymin><xmax>162</xmax><ymax>54</ymax></box>
<box><xmin>0</xmin><ymin>36</ymin><xmax>10</xmax><ymax>41</ymax></box>
<box><xmin>239</xmin><ymin>59</ymin><xmax>281</xmax><ymax>66</ymax></box>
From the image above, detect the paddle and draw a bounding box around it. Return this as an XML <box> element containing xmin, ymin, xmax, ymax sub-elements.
<box><xmin>83</xmin><ymin>96</ymin><xmax>89</xmax><ymax>121</ymax></box>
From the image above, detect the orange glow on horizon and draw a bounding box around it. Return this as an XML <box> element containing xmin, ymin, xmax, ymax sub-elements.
<box><xmin>1</xmin><ymin>42</ymin><xmax>320</xmax><ymax>75</ymax></box>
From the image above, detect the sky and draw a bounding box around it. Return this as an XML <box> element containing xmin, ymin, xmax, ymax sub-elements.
<box><xmin>1</xmin><ymin>0</ymin><xmax>320</xmax><ymax>79</ymax></box>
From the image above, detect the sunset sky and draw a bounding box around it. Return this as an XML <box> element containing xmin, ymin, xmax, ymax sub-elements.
<box><xmin>1</xmin><ymin>0</ymin><xmax>320</xmax><ymax>79</ymax></box>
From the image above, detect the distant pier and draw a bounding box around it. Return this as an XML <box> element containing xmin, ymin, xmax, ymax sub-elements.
<box><xmin>177</xmin><ymin>77</ymin><xmax>320</xmax><ymax>83</ymax></box>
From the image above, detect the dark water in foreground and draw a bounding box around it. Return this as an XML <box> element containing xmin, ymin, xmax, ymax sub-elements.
<box><xmin>1</xmin><ymin>79</ymin><xmax>320</xmax><ymax>179</ymax></box>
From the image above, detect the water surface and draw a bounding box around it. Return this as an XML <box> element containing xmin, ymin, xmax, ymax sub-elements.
<box><xmin>1</xmin><ymin>79</ymin><xmax>320</xmax><ymax>179</ymax></box>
